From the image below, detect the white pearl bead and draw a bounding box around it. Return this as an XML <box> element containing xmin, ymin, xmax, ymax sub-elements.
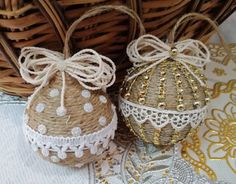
<box><xmin>35</xmin><ymin>103</ymin><xmax>45</xmax><ymax>113</ymax></box>
<box><xmin>71</xmin><ymin>127</ymin><xmax>82</xmax><ymax>136</ymax></box>
<box><xmin>50</xmin><ymin>156</ymin><xmax>60</xmax><ymax>163</ymax></box>
<box><xmin>99</xmin><ymin>116</ymin><xmax>107</xmax><ymax>126</ymax></box>
<box><xmin>37</xmin><ymin>124</ymin><xmax>47</xmax><ymax>134</ymax></box>
<box><xmin>83</xmin><ymin>103</ymin><xmax>93</xmax><ymax>113</ymax></box>
<box><xmin>99</xmin><ymin>95</ymin><xmax>107</xmax><ymax>104</ymax></box>
<box><xmin>49</xmin><ymin>89</ymin><xmax>59</xmax><ymax>97</ymax></box>
<box><xmin>81</xmin><ymin>90</ymin><xmax>91</xmax><ymax>98</ymax></box>
<box><xmin>56</xmin><ymin>106</ymin><xmax>67</xmax><ymax>117</ymax></box>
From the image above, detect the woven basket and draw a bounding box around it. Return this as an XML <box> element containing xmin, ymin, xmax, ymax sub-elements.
<box><xmin>0</xmin><ymin>0</ymin><xmax>235</xmax><ymax>97</ymax></box>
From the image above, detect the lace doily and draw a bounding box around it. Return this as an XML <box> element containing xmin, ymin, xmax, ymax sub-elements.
<box><xmin>23</xmin><ymin>105</ymin><xmax>117</xmax><ymax>160</ymax></box>
<box><xmin>122</xmin><ymin>142</ymin><xmax>229</xmax><ymax>184</ymax></box>
<box><xmin>119</xmin><ymin>97</ymin><xmax>207</xmax><ymax>130</ymax></box>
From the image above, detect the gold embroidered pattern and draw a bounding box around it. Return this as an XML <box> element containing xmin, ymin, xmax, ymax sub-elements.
<box><xmin>181</xmin><ymin>129</ymin><xmax>217</xmax><ymax>180</ymax></box>
<box><xmin>212</xmin><ymin>68</ymin><xmax>226</xmax><ymax>76</ymax></box>
<box><xmin>211</xmin><ymin>80</ymin><xmax>236</xmax><ymax>99</ymax></box>
<box><xmin>203</xmin><ymin>93</ymin><xmax>236</xmax><ymax>174</ymax></box>
<box><xmin>208</xmin><ymin>44</ymin><xmax>236</xmax><ymax>65</ymax></box>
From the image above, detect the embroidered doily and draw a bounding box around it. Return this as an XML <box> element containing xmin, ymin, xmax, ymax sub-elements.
<box><xmin>119</xmin><ymin>97</ymin><xmax>207</xmax><ymax>130</ymax></box>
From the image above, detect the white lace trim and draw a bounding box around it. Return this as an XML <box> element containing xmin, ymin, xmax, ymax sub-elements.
<box><xmin>119</xmin><ymin>97</ymin><xmax>207</xmax><ymax>131</ymax></box>
<box><xmin>23</xmin><ymin>105</ymin><xmax>117</xmax><ymax>160</ymax></box>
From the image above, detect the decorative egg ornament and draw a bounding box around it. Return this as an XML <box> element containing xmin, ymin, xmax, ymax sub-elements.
<box><xmin>119</xmin><ymin>33</ymin><xmax>211</xmax><ymax>146</ymax></box>
<box><xmin>19</xmin><ymin>8</ymin><xmax>119</xmax><ymax>166</ymax></box>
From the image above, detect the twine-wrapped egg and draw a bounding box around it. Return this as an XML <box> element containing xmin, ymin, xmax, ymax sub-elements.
<box><xmin>20</xmin><ymin>47</ymin><xmax>117</xmax><ymax>167</ymax></box>
<box><xmin>119</xmin><ymin>34</ymin><xmax>210</xmax><ymax>146</ymax></box>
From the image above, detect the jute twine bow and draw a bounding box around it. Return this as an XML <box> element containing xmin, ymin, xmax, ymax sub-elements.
<box><xmin>127</xmin><ymin>13</ymin><xmax>231</xmax><ymax>87</ymax></box>
<box><xmin>19</xmin><ymin>5</ymin><xmax>144</xmax><ymax>115</ymax></box>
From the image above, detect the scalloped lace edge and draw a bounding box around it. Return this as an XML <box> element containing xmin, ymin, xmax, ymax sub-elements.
<box><xmin>119</xmin><ymin>97</ymin><xmax>207</xmax><ymax>131</ymax></box>
<box><xmin>23</xmin><ymin>105</ymin><xmax>118</xmax><ymax>160</ymax></box>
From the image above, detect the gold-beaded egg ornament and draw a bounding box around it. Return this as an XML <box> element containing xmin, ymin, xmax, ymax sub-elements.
<box><xmin>119</xmin><ymin>33</ymin><xmax>211</xmax><ymax>146</ymax></box>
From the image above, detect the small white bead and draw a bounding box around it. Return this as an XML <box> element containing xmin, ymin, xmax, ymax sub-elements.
<box><xmin>56</xmin><ymin>106</ymin><xmax>67</xmax><ymax>117</ymax></box>
<box><xmin>99</xmin><ymin>95</ymin><xmax>107</xmax><ymax>104</ymax></box>
<box><xmin>99</xmin><ymin>116</ymin><xmax>107</xmax><ymax>126</ymax></box>
<box><xmin>37</xmin><ymin>124</ymin><xmax>47</xmax><ymax>134</ymax></box>
<box><xmin>81</xmin><ymin>90</ymin><xmax>91</xmax><ymax>98</ymax></box>
<box><xmin>83</xmin><ymin>103</ymin><xmax>93</xmax><ymax>113</ymax></box>
<box><xmin>35</xmin><ymin>103</ymin><xmax>45</xmax><ymax>113</ymax></box>
<box><xmin>71</xmin><ymin>127</ymin><xmax>82</xmax><ymax>136</ymax></box>
<box><xmin>49</xmin><ymin>89</ymin><xmax>59</xmax><ymax>97</ymax></box>
<box><xmin>51</xmin><ymin>156</ymin><xmax>60</xmax><ymax>163</ymax></box>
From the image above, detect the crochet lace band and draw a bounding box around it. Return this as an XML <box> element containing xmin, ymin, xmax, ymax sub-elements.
<box><xmin>119</xmin><ymin>97</ymin><xmax>207</xmax><ymax>131</ymax></box>
<box><xmin>23</xmin><ymin>105</ymin><xmax>117</xmax><ymax>160</ymax></box>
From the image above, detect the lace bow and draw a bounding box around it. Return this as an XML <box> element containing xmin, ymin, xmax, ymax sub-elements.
<box><xmin>19</xmin><ymin>47</ymin><xmax>116</xmax><ymax>115</ymax></box>
<box><xmin>126</xmin><ymin>34</ymin><xmax>211</xmax><ymax>86</ymax></box>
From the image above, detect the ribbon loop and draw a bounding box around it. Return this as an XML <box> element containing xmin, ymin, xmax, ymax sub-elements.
<box><xmin>126</xmin><ymin>34</ymin><xmax>211</xmax><ymax>86</ymax></box>
<box><xmin>19</xmin><ymin>47</ymin><xmax>116</xmax><ymax>115</ymax></box>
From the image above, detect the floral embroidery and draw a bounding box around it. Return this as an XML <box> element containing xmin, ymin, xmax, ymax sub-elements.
<box><xmin>204</xmin><ymin>93</ymin><xmax>236</xmax><ymax>173</ymax></box>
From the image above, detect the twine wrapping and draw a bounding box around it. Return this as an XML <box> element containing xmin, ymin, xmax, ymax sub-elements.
<box><xmin>19</xmin><ymin>5</ymin><xmax>145</xmax><ymax>116</ymax></box>
<box><xmin>19</xmin><ymin>47</ymin><xmax>116</xmax><ymax>115</ymax></box>
<box><xmin>126</xmin><ymin>34</ymin><xmax>210</xmax><ymax>86</ymax></box>
<box><xmin>126</xmin><ymin>12</ymin><xmax>232</xmax><ymax>87</ymax></box>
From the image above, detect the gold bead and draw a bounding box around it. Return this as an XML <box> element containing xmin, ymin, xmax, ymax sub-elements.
<box><xmin>177</xmin><ymin>80</ymin><xmax>182</xmax><ymax>85</ymax></box>
<box><xmin>139</xmin><ymin>90</ymin><xmax>146</xmax><ymax>95</ymax></box>
<box><xmin>193</xmin><ymin>86</ymin><xmax>198</xmax><ymax>90</ymax></box>
<box><xmin>194</xmin><ymin>101</ymin><xmax>201</xmax><ymax>108</ymax></box>
<box><xmin>175</xmin><ymin>73</ymin><xmax>181</xmax><ymax>78</ymax></box>
<box><xmin>141</xmin><ymin>83</ymin><xmax>147</xmax><ymax>88</ymax></box>
<box><xmin>193</xmin><ymin>93</ymin><xmax>199</xmax><ymax>98</ymax></box>
<box><xmin>158</xmin><ymin>102</ymin><xmax>166</xmax><ymax>109</ymax></box>
<box><xmin>138</xmin><ymin>97</ymin><xmax>145</xmax><ymax>104</ymax></box>
<box><xmin>178</xmin><ymin>99</ymin><xmax>183</xmax><ymax>102</ymax></box>
<box><xmin>158</xmin><ymin>95</ymin><xmax>165</xmax><ymax>99</ymax></box>
<box><xmin>144</xmin><ymin>75</ymin><xmax>149</xmax><ymax>80</ymax></box>
<box><xmin>125</xmin><ymin>93</ymin><xmax>130</xmax><ymax>98</ymax></box>
<box><xmin>177</xmin><ymin>104</ymin><xmax>185</xmax><ymax>111</ymax></box>
<box><xmin>169</xmin><ymin>47</ymin><xmax>178</xmax><ymax>57</ymax></box>
<box><xmin>205</xmin><ymin>97</ymin><xmax>210</xmax><ymax>102</ymax></box>
<box><xmin>177</xmin><ymin>88</ymin><xmax>184</xmax><ymax>93</ymax></box>
<box><xmin>190</xmin><ymin>79</ymin><xmax>195</xmax><ymax>83</ymax></box>
<box><xmin>160</xmin><ymin>77</ymin><xmax>166</xmax><ymax>82</ymax></box>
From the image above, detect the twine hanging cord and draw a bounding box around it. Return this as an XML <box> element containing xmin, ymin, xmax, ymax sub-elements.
<box><xmin>19</xmin><ymin>5</ymin><xmax>144</xmax><ymax>115</ymax></box>
<box><xmin>127</xmin><ymin>13</ymin><xmax>232</xmax><ymax>86</ymax></box>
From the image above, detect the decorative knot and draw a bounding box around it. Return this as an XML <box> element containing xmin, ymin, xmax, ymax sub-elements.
<box><xmin>56</xmin><ymin>60</ymin><xmax>67</xmax><ymax>71</ymax></box>
<box><xmin>19</xmin><ymin>47</ymin><xmax>116</xmax><ymax>116</ymax></box>
<box><xmin>126</xmin><ymin>34</ymin><xmax>211</xmax><ymax>86</ymax></box>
